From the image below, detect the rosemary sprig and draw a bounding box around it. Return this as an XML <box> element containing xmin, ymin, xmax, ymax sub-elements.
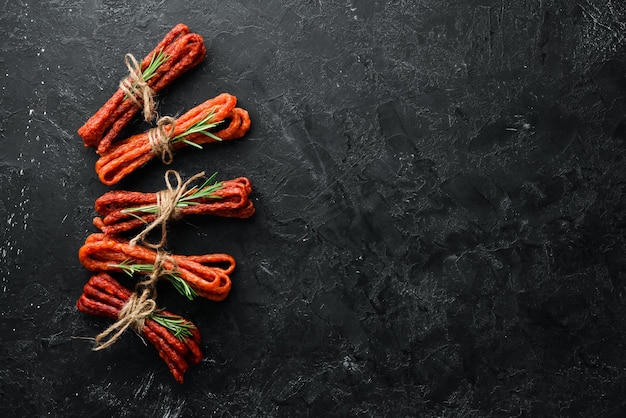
<box><xmin>150</xmin><ymin>310</ymin><xmax>195</xmax><ymax>341</ymax></box>
<box><xmin>123</xmin><ymin>50</ymin><xmax>168</xmax><ymax>99</ymax></box>
<box><xmin>143</xmin><ymin>50</ymin><xmax>168</xmax><ymax>82</ymax></box>
<box><xmin>170</xmin><ymin>110</ymin><xmax>224</xmax><ymax>149</ymax></box>
<box><xmin>111</xmin><ymin>259</ymin><xmax>198</xmax><ymax>301</ymax></box>
<box><xmin>178</xmin><ymin>172</ymin><xmax>223</xmax><ymax>206</ymax></box>
<box><xmin>120</xmin><ymin>172</ymin><xmax>224</xmax><ymax>220</ymax></box>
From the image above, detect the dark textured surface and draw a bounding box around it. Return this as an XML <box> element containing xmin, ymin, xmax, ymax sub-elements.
<box><xmin>2</xmin><ymin>0</ymin><xmax>626</xmax><ymax>416</ymax></box>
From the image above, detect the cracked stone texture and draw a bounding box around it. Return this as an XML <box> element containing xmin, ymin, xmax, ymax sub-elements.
<box><xmin>1</xmin><ymin>0</ymin><xmax>626</xmax><ymax>416</ymax></box>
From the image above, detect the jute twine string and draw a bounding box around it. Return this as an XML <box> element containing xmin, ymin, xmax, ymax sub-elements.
<box><xmin>93</xmin><ymin>251</ymin><xmax>176</xmax><ymax>350</ymax></box>
<box><xmin>119</xmin><ymin>53</ymin><xmax>157</xmax><ymax>122</ymax></box>
<box><xmin>129</xmin><ymin>170</ymin><xmax>206</xmax><ymax>249</ymax></box>
<box><xmin>148</xmin><ymin>116</ymin><xmax>177</xmax><ymax>164</ymax></box>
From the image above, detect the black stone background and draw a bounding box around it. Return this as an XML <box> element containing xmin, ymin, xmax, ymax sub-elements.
<box><xmin>1</xmin><ymin>0</ymin><xmax>626</xmax><ymax>416</ymax></box>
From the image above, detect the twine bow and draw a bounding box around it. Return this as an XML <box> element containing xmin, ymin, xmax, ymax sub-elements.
<box><xmin>93</xmin><ymin>251</ymin><xmax>176</xmax><ymax>350</ymax></box>
<box><xmin>147</xmin><ymin>116</ymin><xmax>177</xmax><ymax>164</ymax></box>
<box><xmin>119</xmin><ymin>53</ymin><xmax>157</xmax><ymax>122</ymax></box>
<box><xmin>129</xmin><ymin>170</ymin><xmax>206</xmax><ymax>248</ymax></box>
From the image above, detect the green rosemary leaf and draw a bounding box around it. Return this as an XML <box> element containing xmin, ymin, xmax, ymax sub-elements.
<box><xmin>170</xmin><ymin>109</ymin><xmax>224</xmax><ymax>146</ymax></box>
<box><xmin>165</xmin><ymin>274</ymin><xmax>198</xmax><ymax>301</ymax></box>
<box><xmin>150</xmin><ymin>311</ymin><xmax>195</xmax><ymax>341</ymax></box>
<box><xmin>125</xmin><ymin>211</ymin><xmax>151</xmax><ymax>223</ymax></box>
<box><xmin>179</xmin><ymin>138</ymin><xmax>204</xmax><ymax>149</ymax></box>
<box><xmin>112</xmin><ymin>259</ymin><xmax>143</xmax><ymax>276</ymax></box>
<box><xmin>142</xmin><ymin>50</ymin><xmax>168</xmax><ymax>82</ymax></box>
<box><xmin>121</xmin><ymin>204</ymin><xmax>158</xmax><ymax>215</ymax></box>
<box><xmin>197</xmin><ymin>130</ymin><xmax>223</xmax><ymax>142</ymax></box>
